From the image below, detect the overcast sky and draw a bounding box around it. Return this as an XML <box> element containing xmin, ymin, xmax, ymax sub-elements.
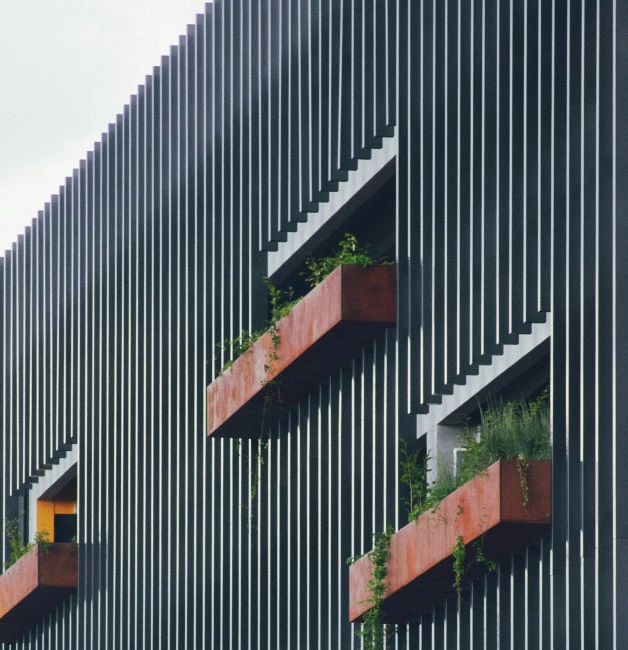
<box><xmin>0</xmin><ymin>0</ymin><xmax>209</xmax><ymax>255</ymax></box>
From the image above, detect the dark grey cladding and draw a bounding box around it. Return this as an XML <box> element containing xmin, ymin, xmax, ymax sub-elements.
<box><xmin>0</xmin><ymin>0</ymin><xmax>626</xmax><ymax>647</ymax></box>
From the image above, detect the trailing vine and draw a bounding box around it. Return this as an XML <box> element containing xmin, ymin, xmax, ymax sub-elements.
<box><xmin>516</xmin><ymin>456</ymin><xmax>530</xmax><ymax>506</ymax></box>
<box><xmin>214</xmin><ymin>235</ymin><xmax>391</xmax><ymax>529</ymax></box>
<box><xmin>247</xmin><ymin>333</ymin><xmax>281</xmax><ymax>522</ymax></box>
<box><xmin>452</xmin><ymin>535</ymin><xmax>466</xmax><ymax>597</ymax></box>
<box><xmin>451</xmin><ymin>535</ymin><xmax>497</xmax><ymax>607</ymax></box>
<box><xmin>217</xmin><ymin>280</ymin><xmax>295</xmax><ymax>525</ymax></box>
<box><xmin>355</xmin><ymin>524</ymin><xmax>396</xmax><ymax>650</ymax></box>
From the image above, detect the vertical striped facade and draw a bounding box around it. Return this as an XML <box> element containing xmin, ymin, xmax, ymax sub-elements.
<box><xmin>1</xmin><ymin>1</ymin><xmax>626</xmax><ymax>648</ymax></box>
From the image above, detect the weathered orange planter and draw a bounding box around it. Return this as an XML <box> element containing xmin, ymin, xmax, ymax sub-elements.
<box><xmin>349</xmin><ymin>459</ymin><xmax>551</xmax><ymax>623</ymax></box>
<box><xmin>207</xmin><ymin>264</ymin><xmax>397</xmax><ymax>438</ymax></box>
<box><xmin>0</xmin><ymin>543</ymin><xmax>78</xmax><ymax>642</ymax></box>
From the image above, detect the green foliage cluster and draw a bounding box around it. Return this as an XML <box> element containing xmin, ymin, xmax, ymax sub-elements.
<box><xmin>451</xmin><ymin>535</ymin><xmax>497</xmax><ymax>603</ymax></box>
<box><xmin>35</xmin><ymin>529</ymin><xmax>52</xmax><ymax>553</ymax></box>
<box><xmin>421</xmin><ymin>458</ymin><xmax>458</xmax><ymax>514</ymax></box>
<box><xmin>451</xmin><ymin>535</ymin><xmax>466</xmax><ymax>595</ymax></box>
<box><xmin>265</xmin><ymin>278</ymin><xmax>300</xmax><ymax>327</ymax></box>
<box><xmin>4</xmin><ymin>519</ymin><xmax>51</xmax><ymax>570</ymax></box>
<box><xmin>215</xmin><ymin>278</ymin><xmax>300</xmax><ymax>376</ymax></box>
<box><xmin>216</xmin><ymin>234</ymin><xmax>386</xmax><ymax>374</ymax></box>
<box><xmin>457</xmin><ymin>392</ymin><xmax>551</xmax><ymax>488</ymax></box>
<box><xmin>399</xmin><ymin>392</ymin><xmax>551</xmax><ymax>522</ymax></box>
<box><xmin>400</xmin><ymin>446</ymin><xmax>458</xmax><ymax>523</ymax></box>
<box><xmin>357</xmin><ymin>525</ymin><xmax>396</xmax><ymax>650</ymax></box>
<box><xmin>399</xmin><ymin>440</ymin><xmax>430</xmax><ymax>522</ymax></box>
<box><xmin>396</xmin><ymin>394</ymin><xmax>549</xmax><ymax>601</ymax></box>
<box><xmin>302</xmin><ymin>233</ymin><xmax>390</xmax><ymax>288</ymax></box>
<box><xmin>215</xmin><ymin>330</ymin><xmax>262</xmax><ymax>374</ymax></box>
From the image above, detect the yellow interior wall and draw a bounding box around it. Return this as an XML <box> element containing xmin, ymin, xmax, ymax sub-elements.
<box><xmin>54</xmin><ymin>501</ymin><xmax>75</xmax><ymax>515</ymax></box>
<box><xmin>36</xmin><ymin>500</ymin><xmax>76</xmax><ymax>542</ymax></box>
<box><xmin>37</xmin><ymin>501</ymin><xmax>55</xmax><ymax>541</ymax></box>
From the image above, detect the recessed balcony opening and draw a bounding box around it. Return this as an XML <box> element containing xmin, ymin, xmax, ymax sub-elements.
<box><xmin>37</xmin><ymin>475</ymin><xmax>77</xmax><ymax>544</ymax></box>
<box><xmin>278</xmin><ymin>173</ymin><xmax>396</xmax><ymax>299</ymax></box>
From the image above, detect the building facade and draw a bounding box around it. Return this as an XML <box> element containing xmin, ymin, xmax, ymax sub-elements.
<box><xmin>1</xmin><ymin>0</ymin><xmax>627</xmax><ymax>647</ymax></box>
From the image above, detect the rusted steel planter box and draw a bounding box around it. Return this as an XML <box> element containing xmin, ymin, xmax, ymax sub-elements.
<box><xmin>349</xmin><ymin>459</ymin><xmax>551</xmax><ymax>623</ymax></box>
<box><xmin>0</xmin><ymin>543</ymin><xmax>78</xmax><ymax>642</ymax></box>
<box><xmin>207</xmin><ymin>264</ymin><xmax>397</xmax><ymax>438</ymax></box>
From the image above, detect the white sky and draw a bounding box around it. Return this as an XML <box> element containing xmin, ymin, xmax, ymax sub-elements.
<box><xmin>0</xmin><ymin>0</ymin><xmax>209</xmax><ymax>255</ymax></box>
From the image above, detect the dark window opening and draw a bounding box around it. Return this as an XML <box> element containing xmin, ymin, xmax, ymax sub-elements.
<box><xmin>54</xmin><ymin>514</ymin><xmax>77</xmax><ymax>543</ymax></box>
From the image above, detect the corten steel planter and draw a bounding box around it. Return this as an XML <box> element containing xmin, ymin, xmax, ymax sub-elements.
<box><xmin>349</xmin><ymin>459</ymin><xmax>551</xmax><ymax>623</ymax></box>
<box><xmin>207</xmin><ymin>264</ymin><xmax>397</xmax><ymax>438</ymax></box>
<box><xmin>0</xmin><ymin>544</ymin><xmax>78</xmax><ymax>642</ymax></box>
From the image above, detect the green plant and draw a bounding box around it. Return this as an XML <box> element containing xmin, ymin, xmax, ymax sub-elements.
<box><xmin>4</xmin><ymin>518</ymin><xmax>31</xmax><ymax>570</ymax></box>
<box><xmin>214</xmin><ymin>329</ymin><xmax>263</xmax><ymax>375</ymax></box>
<box><xmin>457</xmin><ymin>391</ymin><xmax>550</xmax><ymax>505</ymax></box>
<box><xmin>399</xmin><ymin>449</ymin><xmax>459</xmax><ymax>522</ymax></box>
<box><xmin>241</xmin><ymin>381</ymin><xmax>277</xmax><ymax>527</ymax></box>
<box><xmin>214</xmin><ymin>278</ymin><xmax>299</xmax><ymax>377</ymax></box>
<box><xmin>4</xmin><ymin>519</ymin><xmax>51</xmax><ymax>570</ymax></box>
<box><xmin>346</xmin><ymin>552</ymin><xmax>364</xmax><ymax>566</ymax></box>
<box><xmin>34</xmin><ymin>529</ymin><xmax>52</xmax><ymax>554</ymax></box>
<box><xmin>451</xmin><ymin>535</ymin><xmax>496</xmax><ymax>607</ymax></box>
<box><xmin>402</xmin><ymin>393</ymin><xmax>550</xmax><ymax>520</ymax></box>
<box><xmin>356</xmin><ymin>524</ymin><xmax>396</xmax><ymax>650</ymax></box>
<box><xmin>264</xmin><ymin>278</ymin><xmax>300</xmax><ymax>327</ymax></box>
<box><xmin>471</xmin><ymin>540</ymin><xmax>497</xmax><ymax>573</ymax></box>
<box><xmin>452</xmin><ymin>535</ymin><xmax>466</xmax><ymax>595</ymax></box>
<box><xmin>216</xmin><ymin>233</ymin><xmax>385</xmax><ymax>375</ymax></box>
<box><xmin>302</xmin><ymin>233</ymin><xmax>390</xmax><ymax>289</ymax></box>
<box><xmin>423</xmin><ymin>456</ymin><xmax>459</xmax><ymax>512</ymax></box>
<box><xmin>247</xmin><ymin>437</ymin><xmax>269</xmax><ymax>505</ymax></box>
<box><xmin>399</xmin><ymin>440</ymin><xmax>430</xmax><ymax>522</ymax></box>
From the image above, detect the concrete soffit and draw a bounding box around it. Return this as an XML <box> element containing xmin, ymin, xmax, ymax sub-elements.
<box><xmin>418</xmin><ymin>318</ymin><xmax>552</xmax><ymax>460</ymax></box>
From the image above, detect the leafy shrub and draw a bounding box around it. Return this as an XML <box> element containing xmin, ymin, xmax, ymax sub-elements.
<box><xmin>302</xmin><ymin>233</ymin><xmax>390</xmax><ymax>288</ymax></box>
<box><xmin>400</xmin><ymin>448</ymin><xmax>459</xmax><ymax>523</ymax></box>
<box><xmin>399</xmin><ymin>440</ymin><xmax>430</xmax><ymax>522</ymax></box>
<box><xmin>34</xmin><ymin>529</ymin><xmax>52</xmax><ymax>554</ymax></box>
<box><xmin>4</xmin><ymin>518</ymin><xmax>31</xmax><ymax>569</ymax></box>
<box><xmin>400</xmin><ymin>392</ymin><xmax>551</xmax><ymax>520</ymax></box>
<box><xmin>4</xmin><ymin>519</ymin><xmax>51</xmax><ymax>570</ymax></box>
<box><xmin>215</xmin><ymin>278</ymin><xmax>300</xmax><ymax>374</ymax></box>
<box><xmin>457</xmin><ymin>392</ymin><xmax>550</xmax><ymax>486</ymax></box>
<box><xmin>422</xmin><ymin>457</ymin><xmax>459</xmax><ymax>512</ymax></box>
<box><xmin>264</xmin><ymin>278</ymin><xmax>301</xmax><ymax>326</ymax></box>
